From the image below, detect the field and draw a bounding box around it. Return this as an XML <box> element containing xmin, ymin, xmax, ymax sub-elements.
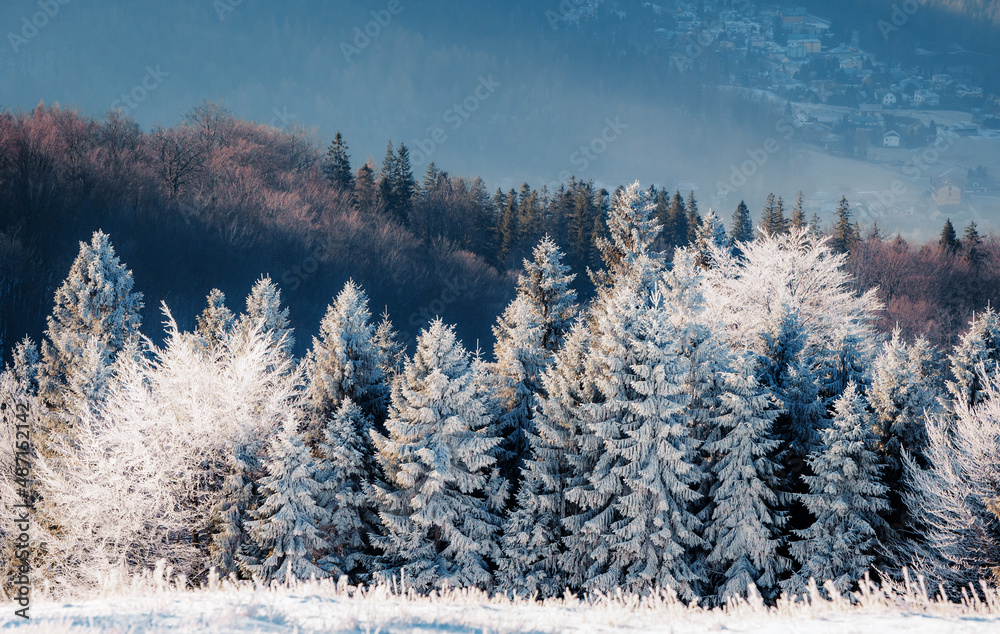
<box><xmin>2</xmin><ymin>572</ymin><xmax>999</xmax><ymax>633</ymax></box>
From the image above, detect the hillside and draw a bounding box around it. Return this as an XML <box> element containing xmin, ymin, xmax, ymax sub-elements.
<box><xmin>0</xmin><ymin>104</ymin><xmax>514</xmax><ymax>360</ymax></box>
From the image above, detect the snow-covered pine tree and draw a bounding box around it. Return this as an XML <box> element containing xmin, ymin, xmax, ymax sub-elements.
<box><xmin>303</xmin><ymin>281</ymin><xmax>389</xmax><ymax>440</ymax></box>
<box><xmin>821</xmin><ymin>330</ymin><xmax>869</xmax><ymax>403</ymax></box>
<box><xmin>701</xmin><ymin>352</ymin><xmax>787</xmax><ymax>604</ymax></box>
<box><xmin>516</xmin><ymin>237</ymin><xmax>578</xmax><ymax>354</ymax></box>
<box><xmin>6</xmin><ymin>337</ymin><xmax>39</xmax><ymax>397</ymax></box>
<box><xmin>314</xmin><ymin>398</ymin><xmax>381</xmax><ymax>580</ymax></box>
<box><xmin>564</xmin><ymin>257</ymin><xmax>706</xmax><ymax>599</ymax></box>
<box><xmin>499</xmin><ymin>323</ymin><xmax>593</xmax><ymax>598</ymax></box>
<box><xmin>611</xmin><ymin>271</ymin><xmax>707</xmax><ymax>598</ymax></box>
<box><xmin>592</xmin><ymin>181</ymin><xmax>662</xmax><ymax>291</ymax></box>
<box><xmin>492</xmin><ymin>296</ymin><xmax>545</xmax><ymax>489</ymax></box>
<box><xmin>694</xmin><ymin>210</ymin><xmax>728</xmax><ymax>269</ymax></box>
<box><xmin>238</xmin><ymin>276</ymin><xmax>294</xmax><ymax>358</ymax></box>
<box><xmin>946</xmin><ymin>307</ymin><xmax>1000</xmax><ymax>412</ymax></box>
<box><xmin>196</xmin><ymin>288</ymin><xmax>235</xmax><ymax>351</ymax></box>
<box><xmin>493</xmin><ymin>237</ymin><xmax>579</xmax><ymax>492</ymax></box>
<box><xmin>241</xmin><ymin>415</ymin><xmax>329</xmax><ymax>583</ymax></box>
<box><xmin>786</xmin><ymin>384</ymin><xmax>889</xmax><ymax>596</ymax></box>
<box><xmin>209</xmin><ymin>436</ymin><xmax>263</xmax><ymax>577</ymax></box>
<box><xmin>905</xmin><ymin>368</ymin><xmax>1000</xmax><ymax>587</ymax></box>
<box><xmin>702</xmin><ymin>228</ymin><xmax>882</xmax><ymax>400</ymax></box>
<box><xmin>38</xmin><ymin>231</ymin><xmax>143</xmax><ymax>436</ymax></box>
<box><xmin>756</xmin><ymin>307</ymin><xmax>826</xmax><ymax>470</ymax></box>
<box><xmin>372</xmin><ymin>309</ymin><xmax>407</xmax><ymax>384</ymax></box>
<box><xmin>869</xmin><ymin>329</ymin><xmax>941</xmax><ymax>529</ymax></box>
<box><xmin>370</xmin><ymin>319</ymin><xmax>504</xmax><ymax>592</ymax></box>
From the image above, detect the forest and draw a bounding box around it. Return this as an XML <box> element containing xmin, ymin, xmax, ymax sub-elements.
<box><xmin>2</xmin><ymin>104</ymin><xmax>1000</xmax><ymax>605</ymax></box>
<box><xmin>2</xmin><ymin>104</ymin><xmax>1000</xmax><ymax>359</ymax></box>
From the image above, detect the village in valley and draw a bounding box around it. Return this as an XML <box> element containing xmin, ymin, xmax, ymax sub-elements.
<box><xmin>553</xmin><ymin>0</ymin><xmax>1000</xmax><ymax>239</ymax></box>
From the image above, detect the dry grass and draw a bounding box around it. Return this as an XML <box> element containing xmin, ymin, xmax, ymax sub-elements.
<box><xmin>2</xmin><ymin>564</ymin><xmax>998</xmax><ymax>633</ymax></box>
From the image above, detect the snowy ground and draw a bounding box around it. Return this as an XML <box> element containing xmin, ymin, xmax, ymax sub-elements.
<box><xmin>2</xmin><ymin>577</ymin><xmax>999</xmax><ymax>633</ymax></box>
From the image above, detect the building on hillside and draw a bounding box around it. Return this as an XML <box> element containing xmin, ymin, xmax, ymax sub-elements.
<box><xmin>781</xmin><ymin>7</ymin><xmax>807</xmax><ymax>25</ymax></box>
<box><xmin>931</xmin><ymin>170</ymin><xmax>965</xmax><ymax>207</ymax></box>
<box><xmin>913</xmin><ymin>90</ymin><xmax>940</xmax><ymax>107</ymax></box>
<box><xmin>883</xmin><ymin>130</ymin><xmax>901</xmax><ymax>147</ymax></box>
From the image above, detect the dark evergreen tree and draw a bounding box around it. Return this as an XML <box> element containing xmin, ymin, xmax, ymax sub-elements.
<box><xmin>938</xmin><ymin>218</ymin><xmax>959</xmax><ymax>255</ymax></box>
<box><xmin>421</xmin><ymin>162</ymin><xmax>441</xmax><ymax>196</ymax></box>
<box><xmin>759</xmin><ymin>193</ymin><xmax>788</xmax><ymax>236</ymax></box>
<box><xmin>495</xmin><ymin>188</ymin><xmax>519</xmax><ymax>268</ymax></box>
<box><xmin>964</xmin><ymin>221</ymin><xmax>984</xmax><ymax>267</ymax></box>
<box><xmin>790</xmin><ymin>191</ymin><xmax>806</xmax><ymax>230</ymax></box>
<box><xmin>830</xmin><ymin>196</ymin><xmax>859</xmax><ymax>254</ymax></box>
<box><xmin>354</xmin><ymin>160</ymin><xmax>379</xmax><ymax>213</ymax></box>
<box><xmin>663</xmin><ymin>190</ymin><xmax>690</xmax><ymax>252</ymax></box>
<box><xmin>322</xmin><ymin>132</ymin><xmax>354</xmax><ymax>192</ymax></box>
<box><xmin>730</xmin><ymin>200</ymin><xmax>754</xmax><ymax>247</ymax></box>
<box><xmin>378</xmin><ymin>141</ymin><xmax>416</xmax><ymax>225</ymax></box>
<box><xmin>686</xmin><ymin>190</ymin><xmax>701</xmax><ymax>241</ymax></box>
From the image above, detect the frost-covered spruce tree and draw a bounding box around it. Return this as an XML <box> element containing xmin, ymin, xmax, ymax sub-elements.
<box><xmin>492</xmin><ymin>296</ymin><xmax>545</xmax><ymax>487</ymax></box>
<box><xmin>314</xmin><ymin>398</ymin><xmax>381</xmax><ymax>580</ymax></box>
<box><xmin>372</xmin><ymin>310</ymin><xmax>407</xmax><ymax>383</ymax></box>
<box><xmin>905</xmin><ymin>367</ymin><xmax>1000</xmax><ymax>586</ymax></box>
<box><xmin>786</xmin><ymin>384</ymin><xmax>889</xmax><ymax>596</ymax></box>
<box><xmin>241</xmin><ymin>415</ymin><xmax>329</xmax><ymax>583</ymax></box>
<box><xmin>196</xmin><ymin>288</ymin><xmax>235</xmax><ymax>351</ymax></box>
<box><xmin>303</xmin><ymin>281</ymin><xmax>388</xmax><ymax>439</ymax></box>
<box><xmin>821</xmin><ymin>330</ymin><xmax>869</xmax><ymax>403</ymax></box>
<box><xmin>371</xmin><ymin>320</ymin><xmax>505</xmax><ymax>592</ymax></box>
<box><xmin>946</xmin><ymin>307</ymin><xmax>1000</xmax><ymax>412</ymax></box>
<box><xmin>593</xmin><ymin>181</ymin><xmax>662</xmax><ymax>291</ymax></box>
<box><xmin>499</xmin><ymin>323</ymin><xmax>593</xmax><ymax>598</ymax></box>
<box><xmin>4</xmin><ymin>337</ymin><xmax>39</xmax><ymax>397</ymax></box>
<box><xmin>701</xmin><ymin>352</ymin><xmax>787</xmax><ymax>604</ymax></box>
<box><xmin>702</xmin><ymin>227</ymin><xmax>882</xmax><ymax>400</ymax></box>
<box><xmin>517</xmin><ymin>236</ymin><xmax>578</xmax><ymax>354</ymax></box>
<box><xmin>869</xmin><ymin>329</ymin><xmax>940</xmax><ymax>528</ymax></box>
<box><xmin>564</xmin><ymin>256</ymin><xmax>706</xmax><ymax>599</ymax></box>
<box><xmin>665</xmin><ymin>251</ymin><xmax>734</xmax><ymax>446</ymax></box>
<box><xmin>38</xmin><ymin>231</ymin><xmax>143</xmax><ymax>434</ymax></box>
<box><xmin>756</xmin><ymin>307</ymin><xmax>826</xmax><ymax>479</ymax></box>
<box><xmin>493</xmin><ymin>238</ymin><xmax>579</xmax><ymax>493</ymax></box>
<box><xmin>210</xmin><ymin>436</ymin><xmax>263</xmax><ymax>577</ymax></box>
<box><xmin>238</xmin><ymin>276</ymin><xmax>294</xmax><ymax>358</ymax></box>
<box><xmin>694</xmin><ymin>210</ymin><xmax>728</xmax><ymax>269</ymax></box>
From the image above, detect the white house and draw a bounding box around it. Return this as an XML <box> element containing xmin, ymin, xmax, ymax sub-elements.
<box><xmin>913</xmin><ymin>90</ymin><xmax>940</xmax><ymax>107</ymax></box>
<box><xmin>883</xmin><ymin>131</ymin><xmax>901</xmax><ymax>147</ymax></box>
<box><xmin>882</xmin><ymin>92</ymin><xmax>897</xmax><ymax>106</ymax></box>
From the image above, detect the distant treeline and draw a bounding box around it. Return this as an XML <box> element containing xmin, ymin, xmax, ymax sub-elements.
<box><xmin>2</xmin><ymin>103</ymin><xmax>999</xmax><ymax>364</ymax></box>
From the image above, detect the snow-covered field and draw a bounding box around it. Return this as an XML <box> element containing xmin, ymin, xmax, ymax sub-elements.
<box><xmin>2</xmin><ymin>576</ymin><xmax>999</xmax><ymax>633</ymax></box>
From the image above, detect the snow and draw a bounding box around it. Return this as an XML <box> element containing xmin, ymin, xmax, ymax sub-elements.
<box><xmin>3</xmin><ymin>579</ymin><xmax>999</xmax><ymax>633</ymax></box>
